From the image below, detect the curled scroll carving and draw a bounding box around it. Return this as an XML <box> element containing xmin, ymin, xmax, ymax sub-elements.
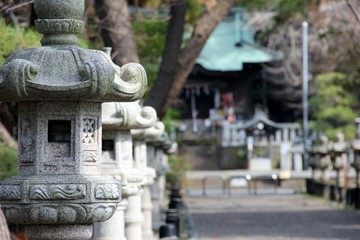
<box><xmin>95</xmin><ymin>184</ymin><xmax>121</xmax><ymax>200</ymax></box>
<box><xmin>29</xmin><ymin>184</ymin><xmax>86</xmax><ymax>200</ymax></box>
<box><xmin>0</xmin><ymin>58</ymin><xmax>39</xmax><ymax>98</ymax></box>
<box><xmin>131</xmin><ymin>121</ymin><xmax>165</xmax><ymax>140</ymax></box>
<box><xmin>102</xmin><ymin>101</ymin><xmax>156</xmax><ymax>130</ymax></box>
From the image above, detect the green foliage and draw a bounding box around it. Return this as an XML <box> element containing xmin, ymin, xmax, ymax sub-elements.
<box><xmin>0</xmin><ymin>19</ymin><xmax>41</xmax><ymax>65</ymax></box>
<box><xmin>310</xmin><ymin>72</ymin><xmax>358</xmax><ymax>140</ymax></box>
<box><xmin>132</xmin><ymin>18</ymin><xmax>168</xmax><ymax>88</ymax></box>
<box><xmin>273</xmin><ymin>0</ymin><xmax>307</xmax><ymax>21</ymax></box>
<box><xmin>162</xmin><ymin>107</ymin><xmax>182</xmax><ymax>133</ymax></box>
<box><xmin>236</xmin><ymin>0</ymin><xmax>271</xmax><ymax>10</ymax></box>
<box><xmin>166</xmin><ymin>155</ymin><xmax>190</xmax><ymax>189</ymax></box>
<box><xmin>0</xmin><ymin>145</ymin><xmax>17</xmax><ymax>180</ymax></box>
<box><xmin>237</xmin><ymin>0</ymin><xmax>309</xmax><ymax>19</ymax></box>
<box><xmin>186</xmin><ymin>0</ymin><xmax>203</xmax><ymax>25</ymax></box>
<box><xmin>0</xmin><ymin>18</ymin><xmax>91</xmax><ymax>66</ymax></box>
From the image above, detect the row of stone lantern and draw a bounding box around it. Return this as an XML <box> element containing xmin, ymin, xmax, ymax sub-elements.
<box><xmin>306</xmin><ymin>130</ymin><xmax>360</xmax><ymax>203</ymax></box>
<box><xmin>308</xmin><ymin>133</ymin><xmax>348</xmax><ymax>183</ymax></box>
<box><xmin>92</xmin><ymin>101</ymin><xmax>172</xmax><ymax>240</ymax></box>
<box><xmin>0</xmin><ymin>1</ymin><xmax>174</xmax><ymax>239</ymax></box>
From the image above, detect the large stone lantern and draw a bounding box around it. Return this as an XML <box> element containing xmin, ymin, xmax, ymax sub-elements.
<box><xmin>0</xmin><ymin>1</ymin><xmax>147</xmax><ymax>239</ymax></box>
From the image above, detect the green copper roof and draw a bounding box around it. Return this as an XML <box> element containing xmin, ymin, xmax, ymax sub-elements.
<box><xmin>196</xmin><ymin>12</ymin><xmax>283</xmax><ymax>72</ymax></box>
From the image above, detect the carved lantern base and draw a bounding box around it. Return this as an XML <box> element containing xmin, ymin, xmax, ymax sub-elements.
<box><xmin>0</xmin><ymin>175</ymin><xmax>121</xmax><ymax>240</ymax></box>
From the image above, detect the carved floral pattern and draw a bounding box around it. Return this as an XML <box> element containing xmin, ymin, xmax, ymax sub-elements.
<box><xmin>94</xmin><ymin>184</ymin><xmax>120</xmax><ymax>200</ymax></box>
<box><xmin>29</xmin><ymin>184</ymin><xmax>86</xmax><ymax>200</ymax></box>
<box><xmin>35</xmin><ymin>19</ymin><xmax>84</xmax><ymax>34</ymax></box>
<box><xmin>2</xmin><ymin>203</ymin><xmax>117</xmax><ymax>224</ymax></box>
<box><xmin>0</xmin><ymin>185</ymin><xmax>21</xmax><ymax>200</ymax></box>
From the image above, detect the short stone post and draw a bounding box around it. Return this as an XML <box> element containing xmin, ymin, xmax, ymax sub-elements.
<box><xmin>0</xmin><ymin>1</ymin><xmax>147</xmax><ymax>239</ymax></box>
<box><xmin>132</xmin><ymin>121</ymin><xmax>165</xmax><ymax>240</ymax></box>
<box><xmin>92</xmin><ymin>101</ymin><xmax>157</xmax><ymax>240</ymax></box>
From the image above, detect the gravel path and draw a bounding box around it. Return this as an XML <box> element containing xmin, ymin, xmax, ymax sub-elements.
<box><xmin>185</xmin><ymin>194</ymin><xmax>360</xmax><ymax>240</ymax></box>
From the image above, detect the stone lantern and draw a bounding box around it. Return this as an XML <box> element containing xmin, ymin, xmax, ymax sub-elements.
<box><xmin>146</xmin><ymin>132</ymin><xmax>174</xmax><ymax>231</ymax></box>
<box><xmin>329</xmin><ymin>132</ymin><xmax>348</xmax><ymax>200</ymax></box>
<box><xmin>131</xmin><ymin>121</ymin><xmax>165</xmax><ymax>239</ymax></box>
<box><xmin>0</xmin><ymin>1</ymin><xmax>147</xmax><ymax>239</ymax></box>
<box><xmin>93</xmin><ymin>101</ymin><xmax>157</xmax><ymax>240</ymax></box>
<box><xmin>307</xmin><ymin>146</ymin><xmax>320</xmax><ymax>180</ymax></box>
<box><xmin>316</xmin><ymin>136</ymin><xmax>332</xmax><ymax>181</ymax></box>
<box><xmin>351</xmin><ymin>118</ymin><xmax>360</xmax><ymax>188</ymax></box>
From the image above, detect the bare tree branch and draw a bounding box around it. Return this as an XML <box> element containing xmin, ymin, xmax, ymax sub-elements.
<box><xmin>0</xmin><ymin>0</ymin><xmax>33</xmax><ymax>13</ymax></box>
<box><xmin>345</xmin><ymin>0</ymin><xmax>360</xmax><ymax>23</ymax></box>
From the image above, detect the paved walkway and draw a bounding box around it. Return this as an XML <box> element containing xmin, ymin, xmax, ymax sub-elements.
<box><xmin>185</xmin><ymin>193</ymin><xmax>360</xmax><ymax>240</ymax></box>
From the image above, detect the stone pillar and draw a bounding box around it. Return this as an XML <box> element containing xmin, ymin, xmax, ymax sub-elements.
<box><xmin>125</xmin><ymin>187</ymin><xmax>144</xmax><ymax>240</ymax></box>
<box><xmin>280</xmin><ymin>142</ymin><xmax>291</xmax><ymax>170</ymax></box>
<box><xmin>283</xmin><ymin>128</ymin><xmax>289</xmax><ymax>142</ymax></box>
<box><xmin>149</xmin><ymin>133</ymin><xmax>175</xmax><ymax>232</ymax></box>
<box><xmin>92</xmin><ymin>101</ymin><xmax>157</xmax><ymax>240</ymax></box>
<box><xmin>147</xmin><ymin>142</ymin><xmax>162</xmax><ymax>232</ymax></box>
<box><xmin>292</xmin><ymin>145</ymin><xmax>304</xmax><ymax>171</ymax></box>
<box><xmin>221</xmin><ymin>121</ymin><xmax>231</xmax><ymax>147</ymax></box>
<box><xmin>275</xmin><ymin>130</ymin><xmax>282</xmax><ymax>143</ymax></box>
<box><xmin>92</xmin><ymin>200</ymin><xmax>128</xmax><ymax>240</ymax></box>
<box><xmin>133</xmin><ymin>140</ymin><xmax>156</xmax><ymax>240</ymax></box>
<box><xmin>132</xmin><ymin>121</ymin><xmax>165</xmax><ymax>240</ymax></box>
<box><xmin>0</xmin><ymin>1</ymin><xmax>147</xmax><ymax>239</ymax></box>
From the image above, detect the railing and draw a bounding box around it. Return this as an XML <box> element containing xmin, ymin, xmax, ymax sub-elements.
<box><xmin>202</xmin><ymin>175</ymin><xmax>226</xmax><ymax>196</ymax></box>
<box><xmin>177</xmin><ymin>119</ymin><xmax>217</xmax><ymax>139</ymax></box>
<box><xmin>220</xmin><ymin>121</ymin><xmax>302</xmax><ymax>147</ymax></box>
<box><xmin>227</xmin><ymin>175</ymin><xmax>252</xmax><ymax>195</ymax></box>
<box><xmin>201</xmin><ymin>173</ymin><xmax>281</xmax><ymax>196</ymax></box>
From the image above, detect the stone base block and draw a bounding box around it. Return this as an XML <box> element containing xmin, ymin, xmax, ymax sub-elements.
<box><xmin>26</xmin><ymin>224</ymin><xmax>93</xmax><ymax>240</ymax></box>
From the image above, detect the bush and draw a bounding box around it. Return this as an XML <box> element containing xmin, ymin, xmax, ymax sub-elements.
<box><xmin>0</xmin><ymin>145</ymin><xmax>17</xmax><ymax>180</ymax></box>
<box><xmin>310</xmin><ymin>72</ymin><xmax>357</xmax><ymax>140</ymax></box>
<box><xmin>166</xmin><ymin>155</ymin><xmax>190</xmax><ymax>189</ymax></box>
<box><xmin>0</xmin><ymin>18</ymin><xmax>41</xmax><ymax>65</ymax></box>
<box><xmin>0</xmin><ymin>18</ymin><xmax>90</xmax><ymax>66</ymax></box>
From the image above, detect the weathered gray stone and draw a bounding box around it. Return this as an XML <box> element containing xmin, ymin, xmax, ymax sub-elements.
<box><xmin>92</xmin><ymin>200</ymin><xmax>127</xmax><ymax>240</ymax></box>
<box><xmin>93</xmin><ymin>101</ymin><xmax>157</xmax><ymax>240</ymax></box>
<box><xmin>26</xmin><ymin>225</ymin><xmax>93</xmax><ymax>240</ymax></box>
<box><xmin>307</xmin><ymin>135</ymin><xmax>331</xmax><ymax>181</ymax></box>
<box><xmin>147</xmin><ymin>133</ymin><xmax>175</xmax><ymax>232</ymax></box>
<box><xmin>330</xmin><ymin>132</ymin><xmax>348</xmax><ymax>188</ymax></box>
<box><xmin>0</xmin><ymin>1</ymin><xmax>147</xmax><ymax>239</ymax></box>
<box><xmin>132</xmin><ymin>121</ymin><xmax>165</xmax><ymax>240</ymax></box>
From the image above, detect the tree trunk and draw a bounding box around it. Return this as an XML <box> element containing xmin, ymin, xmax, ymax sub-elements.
<box><xmin>145</xmin><ymin>0</ymin><xmax>235</xmax><ymax>118</ymax></box>
<box><xmin>95</xmin><ymin>0</ymin><xmax>139</xmax><ymax>65</ymax></box>
<box><xmin>144</xmin><ymin>0</ymin><xmax>187</xmax><ymax>115</ymax></box>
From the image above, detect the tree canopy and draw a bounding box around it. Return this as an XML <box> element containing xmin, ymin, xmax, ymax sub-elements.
<box><xmin>0</xmin><ymin>0</ymin><xmax>360</xmax><ymax>138</ymax></box>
